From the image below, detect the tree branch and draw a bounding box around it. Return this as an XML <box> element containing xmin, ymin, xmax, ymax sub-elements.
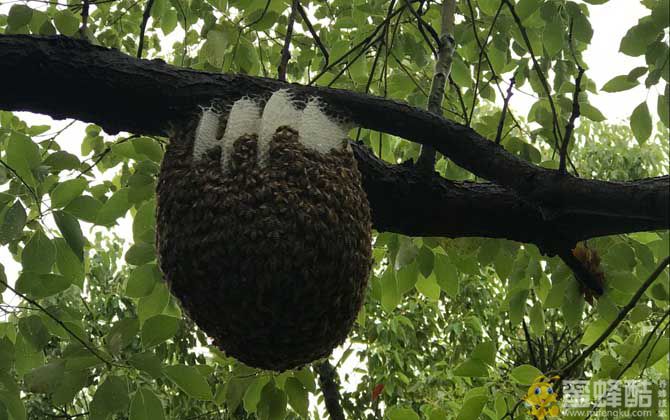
<box><xmin>317</xmin><ymin>362</ymin><xmax>345</xmax><ymax>420</ymax></box>
<box><xmin>0</xmin><ymin>35</ymin><xmax>668</xmax><ymax>240</ymax></box>
<box><xmin>415</xmin><ymin>0</ymin><xmax>455</xmax><ymax>171</ymax></box>
<box><xmin>277</xmin><ymin>0</ymin><xmax>298</xmax><ymax>81</ymax></box>
<box><xmin>559</xmin><ymin>256</ymin><xmax>670</xmax><ymax>376</ymax></box>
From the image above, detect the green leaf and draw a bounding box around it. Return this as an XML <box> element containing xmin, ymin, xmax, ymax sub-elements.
<box><xmin>601</xmin><ymin>75</ymin><xmax>639</xmax><ymax>92</ymax></box>
<box><xmin>244</xmin><ymin>376</ymin><xmax>271</xmax><ymax>413</ymax></box>
<box><xmin>133</xmin><ymin>199</ymin><xmax>156</xmax><ymax>244</ymax></box>
<box><xmin>658</xmin><ymin>93</ymin><xmax>669</xmax><ymax>128</ymax></box>
<box><xmin>51</xmin><ymin>369</ymin><xmax>89</xmax><ymax>405</ymax></box>
<box><xmin>455</xmin><ymin>387</ymin><xmax>488</xmax><ymax>420</ymax></box>
<box><xmin>21</xmin><ymin>230</ymin><xmax>55</xmax><ymax>274</ymax></box>
<box><xmin>24</xmin><ymin>360</ymin><xmax>65</xmax><ymax>394</ymax></box>
<box><xmin>257</xmin><ymin>383</ymin><xmax>287</xmax><ymax>420</ymax></box>
<box><xmin>630</xmin><ymin>101</ymin><xmax>652</xmax><ymax>144</ymax></box>
<box><xmin>386</xmin><ymin>406</ymin><xmax>420</xmax><ymax>420</ymax></box>
<box><xmin>43</xmin><ymin>151</ymin><xmax>80</xmax><ymax>172</ymax></box>
<box><xmin>50</xmin><ymin>178</ymin><xmax>87</xmax><ymax>208</ymax></box>
<box><xmin>15</xmin><ymin>272</ymin><xmax>72</xmax><ymax>299</ymax></box>
<box><xmin>510</xmin><ymin>364</ymin><xmax>543</xmax><ymax>384</ymax></box>
<box><xmin>6</xmin><ymin>132</ymin><xmax>40</xmax><ymax>187</ymax></box>
<box><xmin>572</xmin><ymin>13</ymin><xmax>593</xmax><ymax>43</ymax></box>
<box><xmin>434</xmin><ymin>254</ymin><xmax>459</xmax><ymax>297</ymax></box>
<box><xmin>479</xmin><ymin>0</ymin><xmax>500</xmax><ymax>15</ymax></box>
<box><xmin>471</xmin><ymin>341</ymin><xmax>496</xmax><ymax>366</ymax></box>
<box><xmin>454</xmin><ymin>359</ymin><xmax>489</xmax><ymax>377</ymax></box>
<box><xmin>294</xmin><ymin>367</ymin><xmax>316</xmax><ymax>393</ymax></box>
<box><xmin>137</xmin><ymin>282</ymin><xmax>170</xmax><ymax>324</ymax></box>
<box><xmin>620</xmin><ymin>20</ymin><xmax>662</xmax><ymax>57</ymax></box>
<box><xmin>96</xmin><ymin>188</ymin><xmax>131</xmax><ymax>226</ymax></box>
<box><xmin>450</xmin><ymin>57</ymin><xmax>471</xmax><ymax>87</ymax></box>
<box><xmin>0</xmin><ymin>372</ymin><xmax>26</xmax><ymax>420</ymax></box>
<box><xmin>529</xmin><ymin>303</ymin><xmax>546</xmax><ymax>336</ymax></box>
<box><xmin>580</xmin><ymin>319</ymin><xmax>609</xmax><ymax>345</ymax></box>
<box><xmin>129</xmin><ymin>352</ymin><xmax>163</xmax><ymax>379</ymax></box>
<box><xmin>125</xmin><ymin>242</ymin><xmax>156</xmax><ymax>265</ymax></box>
<box><xmin>429</xmin><ymin>408</ymin><xmax>448</xmax><ymax>420</ymax></box>
<box><xmin>90</xmin><ymin>376</ymin><xmax>130</xmax><ymax>420</ymax></box>
<box><xmin>349</xmin><ymin>55</ymin><xmax>368</xmax><ymax>85</ymax></box>
<box><xmin>416</xmin><ymin>274</ymin><xmax>441</xmax><ymax>301</ymax></box>
<box><xmin>580</xmin><ymin>103</ymin><xmax>606</xmax><ymax>122</ymax></box>
<box><xmin>516</xmin><ymin>0</ymin><xmax>543</xmax><ymax>22</ymax></box>
<box><xmin>104</xmin><ymin>318</ymin><xmax>139</xmax><ymax>353</ymax></box>
<box><xmin>542</xmin><ymin>20</ymin><xmax>563</xmax><ymax>57</ymax></box>
<box><xmin>18</xmin><ymin>315</ymin><xmax>50</xmax><ymax>351</ymax></box>
<box><xmin>161</xmin><ymin>8</ymin><xmax>178</xmax><ymax>34</ymax></box>
<box><xmin>163</xmin><ymin>365</ymin><xmax>213</xmax><ymax>401</ymax></box>
<box><xmin>64</xmin><ymin>195</ymin><xmax>102</xmax><ymax>223</ymax></box>
<box><xmin>53</xmin><ymin>211</ymin><xmax>86</xmax><ymax>261</ymax></box>
<box><xmin>54</xmin><ymin>238</ymin><xmax>84</xmax><ymax>288</ymax></box>
<box><xmin>7</xmin><ymin>5</ymin><xmax>33</xmax><ymax>27</ymax></box>
<box><xmin>380</xmin><ymin>269</ymin><xmax>400</xmax><ymax>312</ymax></box>
<box><xmin>132</xmin><ymin>137</ymin><xmax>163</xmax><ymax>162</ymax></box>
<box><xmin>141</xmin><ymin>315</ymin><xmax>179</xmax><ymax>348</ymax></box>
<box><xmin>126</xmin><ymin>264</ymin><xmax>161</xmax><ymax>298</ymax></box>
<box><xmin>204</xmin><ymin>29</ymin><xmax>227</xmax><ymax>67</ymax></box>
<box><xmin>0</xmin><ymin>201</ymin><xmax>27</xmax><ymax>244</ymax></box>
<box><xmin>54</xmin><ymin>9</ymin><xmax>79</xmax><ymax>36</ymax></box>
<box><xmin>130</xmin><ymin>388</ymin><xmax>166</xmax><ymax>420</ymax></box>
<box><xmin>284</xmin><ymin>378</ymin><xmax>308</xmax><ymax>418</ymax></box>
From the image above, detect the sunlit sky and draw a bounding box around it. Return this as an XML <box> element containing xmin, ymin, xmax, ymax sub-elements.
<box><xmin>0</xmin><ymin>0</ymin><xmax>662</xmax><ymax>398</ymax></box>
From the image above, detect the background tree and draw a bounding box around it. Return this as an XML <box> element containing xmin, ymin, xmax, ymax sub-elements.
<box><xmin>0</xmin><ymin>0</ymin><xmax>668</xmax><ymax>419</ymax></box>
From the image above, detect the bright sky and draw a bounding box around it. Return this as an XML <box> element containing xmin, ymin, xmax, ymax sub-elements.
<box><xmin>0</xmin><ymin>0</ymin><xmax>662</xmax><ymax>403</ymax></box>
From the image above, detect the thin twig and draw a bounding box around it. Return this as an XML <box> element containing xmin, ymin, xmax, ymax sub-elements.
<box><xmin>277</xmin><ymin>0</ymin><xmax>298</xmax><ymax>81</ymax></box>
<box><xmin>560</xmin><ymin>256</ymin><xmax>670</xmax><ymax>376</ymax></box>
<box><xmin>495</xmin><ymin>76</ymin><xmax>515</xmax><ymax>144</ymax></box>
<box><xmin>0</xmin><ymin>278</ymin><xmax>122</xmax><ymax>368</ymax></box>
<box><xmin>0</xmin><ymin>158</ymin><xmax>42</xmax><ymax>216</ymax></box>
<box><xmin>416</xmin><ymin>0</ymin><xmax>455</xmax><ymax>171</ymax></box>
<box><xmin>79</xmin><ymin>0</ymin><xmax>90</xmax><ymax>32</ymax></box>
<box><xmin>583</xmin><ymin>310</ymin><xmax>670</xmax><ymax>420</ymax></box>
<box><xmin>136</xmin><ymin>0</ymin><xmax>156</xmax><ymax>58</ymax></box>
<box><xmin>503</xmin><ymin>0</ymin><xmax>563</xmax><ymax>148</ymax></box>
<box><xmin>295</xmin><ymin>2</ymin><xmax>329</xmax><ymax>69</ymax></box>
<box><xmin>522</xmin><ymin>319</ymin><xmax>538</xmax><ymax>367</ymax></box>
<box><xmin>559</xmin><ymin>20</ymin><xmax>585</xmax><ymax>174</ymax></box>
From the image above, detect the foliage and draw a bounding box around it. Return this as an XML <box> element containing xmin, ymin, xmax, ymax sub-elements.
<box><xmin>0</xmin><ymin>0</ymin><xmax>669</xmax><ymax>419</ymax></box>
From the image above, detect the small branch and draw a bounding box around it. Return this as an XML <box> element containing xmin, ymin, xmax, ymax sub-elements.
<box><xmin>0</xmin><ymin>278</ymin><xmax>122</xmax><ymax>368</ymax></box>
<box><xmin>403</xmin><ymin>0</ymin><xmax>439</xmax><ymax>56</ymax></box>
<box><xmin>522</xmin><ymin>319</ymin><xmax>538</xmax><ymax>367</ymax></box>
<box><xmin>559</xmin><ymin>67</ymin><xmax>584</xmax><ymax>174</ymax></box>
<box><xmin>503</xmin><ymin>0</ymin><xmax>563</xmax><ymax>149</ymax></box>
<box><xmin>136</xmin><ymin>0</ymin><xmax>156</xmax><ymax>58</ymax></box>
<box><xmin>241</xmin><ymin>0</ymin><xmax>271</xmax><ymax>30</ymax></box>
<box><xmin>583</xmin><ymin>310</ymin><xmax>670</xmax><ymax>420</ymax></box>
<box><xmin>0</xmin><ymin>158</ymin><xmax>42</xmax><ymax>216</ymax></box>
<box><xmin>277</xmin><ymin>0</ymin><xmax>298</xmax><ymax>82</ymax></box>
<box><xmin>416</xmin><ymin>0</ymin><xmax>455</xmax><ymax>171</ymax></box>
<box><xmin>560</xmin><ymin>256</ymin><xmax>670</xmax><ymax>376</ymax></box>
<box><xmin>317</xmin><ymin>362</ymin><xmax>345</xmax><ymax>420</ymax></box>
<box><xmin>295</xmin><ymin>2</ymin><xmax>329</xmax><ymax>69</ymax></box>
<box><xmin>495</xmin><ymin>77</ymin><xmax>515</xmax><ymax>144</ymax></box>
<box><xmin>79</xmin><ymin>0</ymin><xmax>90</xmax><ymax>32</ymax></box>
<box><xmin>560</xmin><ymin>20</ymin><xmax>585</xmax><ymax>174</ymax></box>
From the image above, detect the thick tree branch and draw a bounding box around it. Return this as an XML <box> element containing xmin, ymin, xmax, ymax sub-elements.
<box><xmin>317</xmin><ymin>362</ymin><xmax>345</xmax><ymax>420</ymax></box>
<box><xmin>0</xmin><ymin>35</ymin><xmax>668</xmax><ymax>246</ymax></box>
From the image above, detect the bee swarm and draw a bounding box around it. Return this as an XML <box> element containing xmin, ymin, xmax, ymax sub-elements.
<box><xmin>156</xmin><ymin>91</ymin><xmax>372</xmax><ymax>371</ymax></box>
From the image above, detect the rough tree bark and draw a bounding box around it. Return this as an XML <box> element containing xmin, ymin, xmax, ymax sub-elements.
<box><xmin>0</xmin><ymin>35</ymin><xmax>667</xmax><ymax>256</ymax></box>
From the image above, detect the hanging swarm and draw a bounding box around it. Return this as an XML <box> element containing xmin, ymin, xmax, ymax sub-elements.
<box><xmin>156</xmin><ymin>90</ymin><xmax>372</xmax><ymax>371</ymax></box>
